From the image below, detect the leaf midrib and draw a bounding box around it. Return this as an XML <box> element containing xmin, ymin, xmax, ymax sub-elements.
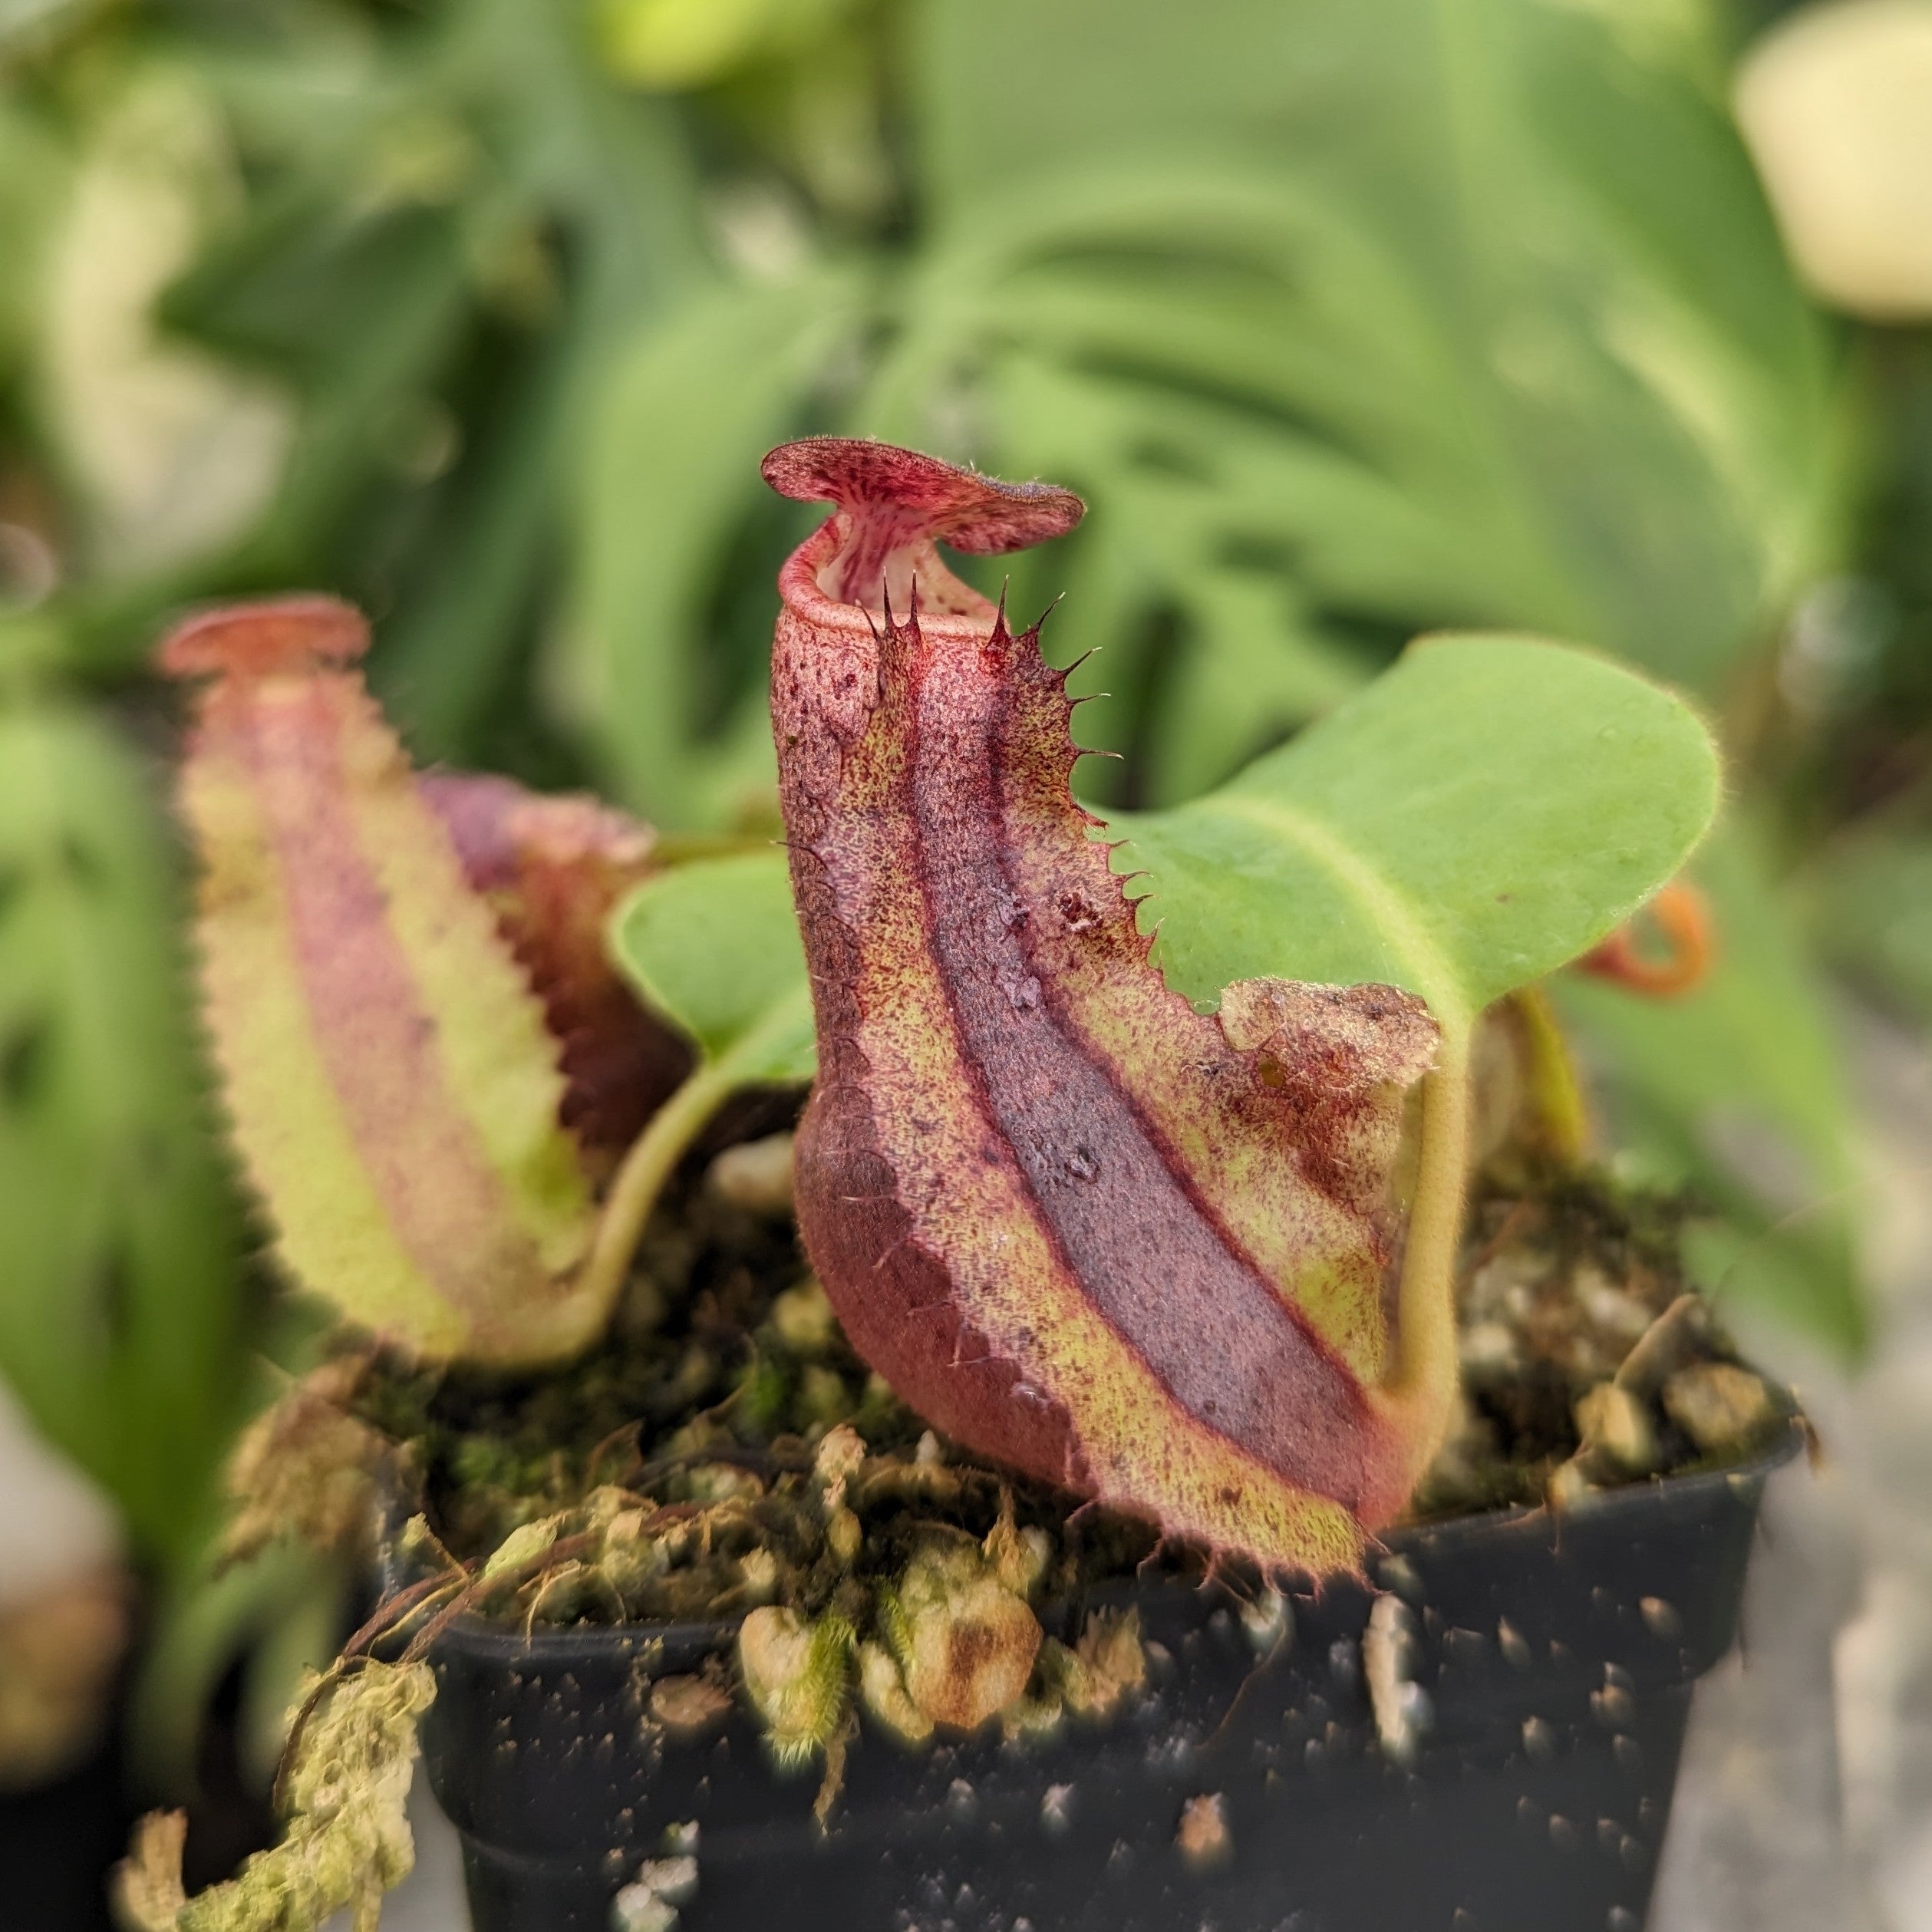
<box><xmin>1179</xmin><ymin>793</ymin><xmax>1472</xmax><ymax>1033</ymax></box>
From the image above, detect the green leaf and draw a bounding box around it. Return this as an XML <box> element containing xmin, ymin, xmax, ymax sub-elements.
<box><xmin>0</xmin><ymin>696</ymin><xmax>247</xmax><ymax>1555</ymax></box>
<box><xmin>1113</xmin><ymin>635</ymin><xmax>1722</xmax><ymax>1036</ymax></box>
<box><xmin>168</xmin><ymin>196</ymin><xmax>475</xmax><ymax>579</ymax></box>
<box><xmin>609</xmin><ymin>848</ymin><xmax>814</xmax><ymax>1084</ymax></box>
<box><xmin>569</xmin><ymin>848</ymin><xmax>813</xmax><ymax>1323</ymax></box>
<box><xmin>132</xmin><ymin>1539</ymin><xmax>348</xmax><ymax>1794</ymax></box>
<box><xmin>1557</xmin><ymin>822</ymin><xmax>1868</xmax><ymax>1355</ymax></box>
<box><xmin>57</xmin><ymin>0</ymin><xmax>710</xmax><ymax>691</ymax></box>
<box><xmin>367</xmin><ymin>312</ymin><xmax>588</xmax><ymax>766</ymax></box>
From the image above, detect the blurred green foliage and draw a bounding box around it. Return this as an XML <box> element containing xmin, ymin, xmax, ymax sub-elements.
<box><xmin>0</xmin><ymin>691</ymin><xmax>245</xmax><ymax>1554</ymax></box>
<box><xmin>5</xmin><ymin>0</ymin><xmax>1927</xmax><ymax>1611</ymax></box>
<box><xmin>576</xmin><ymin>0</ymin><xmax>1845</xmax><ymax>819</ymax></box>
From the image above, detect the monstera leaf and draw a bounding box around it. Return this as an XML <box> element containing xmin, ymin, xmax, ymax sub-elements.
<box><xmin>574</xmin><ymin>0</ymin><xmax>1835</xmax><ymax>826</ymax></box>
<box><xmin>564</xmin><ymin>0</ymin><xmax>1860</xmax><ymax>1351</ymax></box>
<box><xmin>900</xmin><ymin>0</ymin><xmax>1837</xmax><ymax>783</ymax></box>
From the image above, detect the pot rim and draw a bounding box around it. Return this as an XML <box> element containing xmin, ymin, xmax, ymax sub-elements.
<box><xmin>379</xmin><ymin>1411</ymin><xmax>1805</xmax><ymax>1667</ymax></box>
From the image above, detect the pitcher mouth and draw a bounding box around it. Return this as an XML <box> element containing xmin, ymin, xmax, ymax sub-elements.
<box><xmin>763</xmin><ymin>437</ymin><xmax>1085</xmax><ymax>635</ymax></box>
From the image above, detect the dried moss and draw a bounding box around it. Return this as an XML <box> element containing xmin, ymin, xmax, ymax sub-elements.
<box><xmin>114</xmin><ymin>1661</ymin><xmax>434</xmax><ymax>1932</ymax></box>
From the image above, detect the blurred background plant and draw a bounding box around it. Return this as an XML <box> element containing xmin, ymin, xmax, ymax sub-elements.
<box><xmin>2</xmin><ymin>0</ymin><xmax>1929</xmax><ymax>1916</ymax></box>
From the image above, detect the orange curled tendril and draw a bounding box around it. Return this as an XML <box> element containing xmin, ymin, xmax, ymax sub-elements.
<box><xmin>1578</xmin><ymin>881</ymin><xmax>1713</xmax><ymax>997</ymax></box>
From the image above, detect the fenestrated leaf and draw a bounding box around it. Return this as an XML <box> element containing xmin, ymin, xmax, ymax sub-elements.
<box><xmin>608</xmin><ymin>848</ymin><xmax>814</xmax><ymax>1086</ymax></box>
<box><xmin>856</xmin><ymin>0</ymin><xmax>1840</xmax><ymax>803</ymax></box>
<box><xmin>586</xmin><ymin>0</ymin><xmax>1833</xmax><ymax>820</ymax></box>
<box><xmin>1114</xmin><ymin>635</ymin><xmax>1723</xmax><ymax>1036</ymax></box>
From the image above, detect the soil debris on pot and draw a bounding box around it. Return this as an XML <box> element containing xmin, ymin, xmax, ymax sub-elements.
<box><xmin>1409</xmin><ymin>1170</ymin><xmax>1782</xmax><ymax>1518</ymax></box>
<box><xmin>1175</xmin><ymin>1792</ymin><xmax>1232</xmax><ymax>1868</ymax></box>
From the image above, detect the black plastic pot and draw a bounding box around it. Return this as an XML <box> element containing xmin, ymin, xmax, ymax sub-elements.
<box><xmin>416</xmin><ymin>1424</ymin><xmax>1799</xmax><ymax>1932</ymax></box>
<box><xmin>0</xmin><ymin>1735</ymin><xmax>128</xmax><ymax>1932</ymax></box>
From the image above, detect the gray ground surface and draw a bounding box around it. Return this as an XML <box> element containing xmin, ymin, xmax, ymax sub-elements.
<box><xmin>1651</xmin><ymin>1003</ymin><xmax>1932</xmax><ymax>1932</ymax></box>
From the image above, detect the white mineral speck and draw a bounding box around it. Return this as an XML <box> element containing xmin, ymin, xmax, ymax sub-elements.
<box><xmin>1040</xmin><ymin>1782</ymin><xmax>1076</xmax><ymax>1835</ymax></box>
<box><xmin>1365</xmin><ymin>1594</ymin><xmax>1429</xmax><ymax>1765</ymax></box>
